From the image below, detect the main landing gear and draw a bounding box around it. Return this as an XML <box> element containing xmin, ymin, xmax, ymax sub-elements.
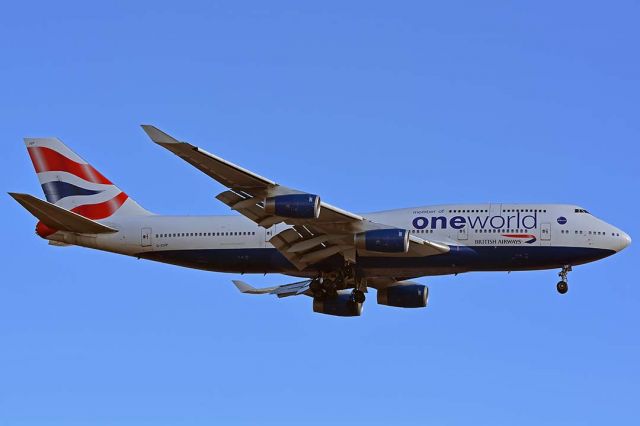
<box><xmin>351</xmin><ymin>289</ymin><xmax>366</xmax><ymax>303</ymax></box>
<box><xmin>310</xmin><ymin>266</ymin><xmax>351</xmax><ymax>298</ymax></box>
<box><xmin>557</xmin><ymin>265</ymin><xmax>572</xmax><ymax>295</ymax></box>
<box><xmin>350</xmin><ymin>276</ymin><xmax>366</xmax><ymax>303</ymax></box>
<box><xmin>311</xmin><ymin>265</ymin><xmax>367</xmax><ymax>303</ymax></box>
<box><xmin>310</xmin><ymin>277</ymin><xmax>338</xmax><ymax>298</ymax></box>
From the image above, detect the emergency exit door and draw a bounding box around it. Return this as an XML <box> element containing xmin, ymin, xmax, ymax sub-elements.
<box><xmin>457</xmin><ymin>227</ymin><xmax>468</xmax><ymax>240</ymax></box>
<box><xmin>141</xmin><ymin>227</ymin><xmax>152</xmax><ymax>247</ymax></box>
<box><xmin>265</xmin><ymin>224</ymin><xmax>278</xmax><ymax>243</ymax></box>
<box><xmin>541</xmin><ymin>223</ymin><xmax>551</xmax><ymax>241</ymax></box>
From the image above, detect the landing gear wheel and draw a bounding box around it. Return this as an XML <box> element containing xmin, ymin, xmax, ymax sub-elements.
<box><xmin>351</xmin><ymin>289</ymin><xmax>366</xmax><ymax>304</ymax></box>
<box><xmin>310</xmin><ymin>279</ymin><xmax>324</xmax><ymax>297</ymax></box>
<box><xmin>556</xmin><ymin>281</ymin><xmax>568</xmax><ymax>294</ymax></box>
<box><xmin>557</xmin><ymin>265</ymin><xmax>571</xmax><ymax>295</ymax></box>
<box><xmin>324</xmin><ymin>281</ymin><xmax>337</xmax><ymax>294</ymax></box>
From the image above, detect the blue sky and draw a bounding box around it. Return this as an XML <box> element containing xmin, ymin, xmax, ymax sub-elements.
<box><xmin>1</xmin><ymin>1</ymin><xmax>639</xmax><ymax>424</ymax></box>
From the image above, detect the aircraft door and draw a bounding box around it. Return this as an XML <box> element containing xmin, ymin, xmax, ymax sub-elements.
<box><xmin>541</xmin><ymin>223</ymin><xmax>551</xmax><ymax>241</ymax></box>
<box><xmin>141</xmin><ymin>227</ymin><xmax>152</xmax><ymax>247</ymax></box>
<box><xmin>457</xmin><ymin>227</ymin><xmax>468</xmax><ymax>240</ymax></box>
<box><xmin>264</xmin><ymin>224</ymin><xmax>278</xmax><ymax>244</ymax></box>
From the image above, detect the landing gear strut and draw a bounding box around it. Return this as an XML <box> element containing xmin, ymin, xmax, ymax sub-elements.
<box><xmin>557</xmin><ymin>265</ymin><xmax>571</xmax><ymax>294</ymax></box>
<box><xmin>314</xmin><ymin>264</ymin><xmax>366</xmax><ymax>303</ymax></box>
<box><xmin>310</xmin><ymin>277</ymin><xmax>338</xmax><ymax>298</ymax></box>
<box><xmin>351</xmin><ymin>289</ymin><xmax>366</xmax><ymax>303</ymax></box>
<box><xmin>351</xmin><ymin>276</ymin><xmax>366</xmax><ymax>303</ymax></box>
<box><xmin>310</xmin><ymin>278</ymin><xmax>324</xmax><ymax>296</ymax></box>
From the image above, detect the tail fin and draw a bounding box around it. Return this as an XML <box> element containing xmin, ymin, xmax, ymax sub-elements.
<box><xmin>24</xmin><ymin>137</ymin><xmax>150</xmax><ymax>220</ymax></box>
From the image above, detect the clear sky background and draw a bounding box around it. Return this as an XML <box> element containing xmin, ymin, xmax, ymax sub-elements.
<box><xmin>1</xmin><ymin>1</ymin><xmax>638</xmax><ymax>425</ymax></box>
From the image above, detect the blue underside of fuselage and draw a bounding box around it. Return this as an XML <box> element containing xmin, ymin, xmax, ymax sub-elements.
<box><xmin>137</xmin><ymin>245</ymin><xmax>615</xmax><ymax>277</ymax></box>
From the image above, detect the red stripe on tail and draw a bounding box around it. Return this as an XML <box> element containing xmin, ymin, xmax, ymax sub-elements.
<box><xmin>34</xmin><ymin>192</ymin><xmax>128</xmax><ymax>238</ymax></box>
<box><xmin>71</xmin><ymin>192</ymin><xmax>128</xmax><ymax>220</ymax></box>
<box><xmin>27</xmin><ymin>146</ymin><xmax>112</xmax><ymax>185</ymax></box>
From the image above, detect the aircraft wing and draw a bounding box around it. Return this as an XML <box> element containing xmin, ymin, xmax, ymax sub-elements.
<box><xmin>232</xmin><ymin>277</ymin><xmax>421</xmax><ymax>299</ymax></box>
<box><xmin>142</xmin><ymin>125</ymin><xmax>449</xmax><ymax>270</ymax></box>
<box><xmin>233</xmin><ymin>279</ymin><xmax>313</xmax><ymax>298</ymax></box>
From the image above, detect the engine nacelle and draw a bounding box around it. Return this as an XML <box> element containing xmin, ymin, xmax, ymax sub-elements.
<box><xmin>354</xmin><ymin>229</ymin><xmax>409</xmax><ymax>253</ymax></box>
<box><xmin>264</xmin><ymin>194</ymin><xmax>321</xmax><ymax>218</ymax></box>
<box><xmin>313</xmin><ymin>293</ymin><xmax>363</xmax><ymax>317</ymax></box>
<box><xmin>377</xmin><ymin>284</ymin><xmax>428</xmax><ymax>308</ymax></box>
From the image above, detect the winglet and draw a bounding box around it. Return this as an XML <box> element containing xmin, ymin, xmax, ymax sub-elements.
<box><xmin>141</xmin><ymin>125</ymin><xmax>180</xmax><ymax>145</ymax></box>
<box><xmin>232</xmin><ymin>280</ymin><xmax>276</xmax><ymax>295</ymax></box>
<box><xmin>232</xmin><ymin>280</ymin><xmax>255</xmax><ymax>293</ymax></box>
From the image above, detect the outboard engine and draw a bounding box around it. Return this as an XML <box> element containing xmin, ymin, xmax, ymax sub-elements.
<box><xmin>377</xmin><ymin>284</ymin><xmax>428</xmax><ymax>308</ymax></box>
<box><xmin>313</xmin><ymin>293</ymin><xmax>363</xmax><ymax>317</ymax></box>
<box><xmin>264</xmin><ymin>194</ymin><xmax>321</xmax><ymax>218</ymax></box>
<box><xmin>355</xmin><ymin>229</ymin><xmax>409</xmax><ymax>253</ymax></box>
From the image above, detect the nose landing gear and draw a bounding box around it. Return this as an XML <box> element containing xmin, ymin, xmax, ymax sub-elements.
<box><xmin>557</xmin><ymin>265</ymin><xmax>572</xmax><ymax>294</ymax></box>
<box><xmin>556</xmin><ymin>280</ymin><xmax>568</xmax><ymax>294</ymax></box>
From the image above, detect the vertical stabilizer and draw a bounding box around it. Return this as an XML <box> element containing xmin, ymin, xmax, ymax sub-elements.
<box><xmin>24</xmin><ymin>137</ymin><xmax>151</xmax><ymax>229</ymax></box>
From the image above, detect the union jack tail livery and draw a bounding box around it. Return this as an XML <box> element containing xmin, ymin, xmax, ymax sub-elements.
<box><xmin>23</xmin><ymin>137</ymin><xmax>150</xmax><ymax>236</ymax></box>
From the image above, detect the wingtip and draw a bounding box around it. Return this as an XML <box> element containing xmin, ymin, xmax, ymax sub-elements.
<box><xmin>232</xmin><ymin>280</ymin><xmax>254</xmax><ymax>293</ymax></box>
<box><xmin>8</xmin><ymin>192</ymin><xmax>28</xmax><ymax>201</ymax></box>
<box><xmin>140</xmin><ymin>124</ymin><xmax>180</xmax><ymax>145</ymax></box>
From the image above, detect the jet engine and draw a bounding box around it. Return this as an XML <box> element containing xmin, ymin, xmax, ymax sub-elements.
<box><xmin>313</xmin><ymin>293</ymin><xmax>363</xmax><ymax>317</ymax></box>
<box><xmin>264</xmin><ymin>194</ymin><xmax>321</xmax><ymax>218</ymax></box>
<box><xmin>355</xmin><ymin>229</ymin><xmax>409</xmax><ymax>253</ymax></box>
<box><xmin>377</xmin><ymin>284</ymin><xmax>428</xmax><ymax>308</ymax></box>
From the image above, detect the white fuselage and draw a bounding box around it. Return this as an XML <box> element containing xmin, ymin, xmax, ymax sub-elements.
<box><xmin>43</xmin><ymin>203</ymin><xmax>630</xmax><ymax>279</ymax></box>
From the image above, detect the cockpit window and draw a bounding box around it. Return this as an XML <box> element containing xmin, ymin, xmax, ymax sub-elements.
<box><xmin>574</xmin><ymin>208</ymin><xmax>590</xmax><ymax>214</ymax></box>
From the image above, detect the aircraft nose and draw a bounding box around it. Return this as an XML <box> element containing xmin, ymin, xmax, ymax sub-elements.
<box><xmin>622</xmin><ymin>232</ymin><xmax>631</xmax><ymax>249</ymax></box>
<box><xmin>614</xmin><ymin>230</ymin><xmax>631</xmax><ymax>252</ymax></box>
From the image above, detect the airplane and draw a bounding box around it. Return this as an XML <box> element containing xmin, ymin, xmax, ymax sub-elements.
<box><xmin>9</xmin><ymin>126</ymin><xmax>631</xmax><ymax>316</ymax></box>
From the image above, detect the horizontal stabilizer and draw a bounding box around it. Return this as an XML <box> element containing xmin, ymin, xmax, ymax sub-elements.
<box><xmin>9</xmin><ymin>192</ymin><xmax>118</xmax><ymax>234</ymax></box>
